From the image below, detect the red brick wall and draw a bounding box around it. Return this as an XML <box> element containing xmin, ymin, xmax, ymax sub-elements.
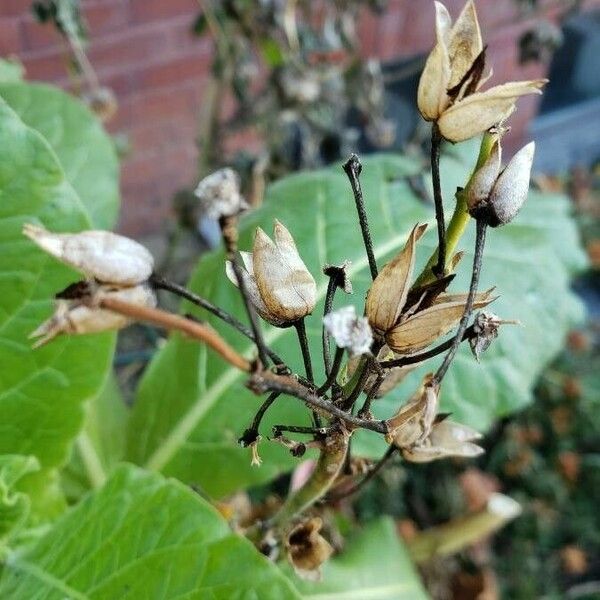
<box><xmin>1</xmin><ymin>0</ymin><xmax>599</xmax><ymax>235</ymax></box>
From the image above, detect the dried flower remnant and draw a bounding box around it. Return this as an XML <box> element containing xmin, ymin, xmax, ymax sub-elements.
<box><xmin>402</xmin><ymin>419</ymin><xmax>484</xmax><ymax>463</ymax></box>
<box><xmin>194</xmin><ymin>168</ymin><xmax>249</xmax><ymax>219</ymax></box>
<box><xmin>30</xmin><ymin>283</ymin><xmax>157</xmax><ymax>348</ymax></box>
<box><xmin>285</xmin><ymin>517</ymin><xmax>333</xmax><ymax>581</ymax></box>
<box><xmin>417</xmin><ymin>0</ymin><xmax>546</xmax><ymax>142</ymax></box>
<box><xmin>23</xmin><ymin>224</ymin><xmax>154</xmax><ymax>286</ymax></box>
<box><xmin>323</xmin><ymin>306</ymin><xmax>373</xmax><ymax>356</ymax></box>
<box><xmin>226</xmin><ymin>220</ymin><xmax>316</xmax><ymax>326</ymax></box>
<box><xmin>469</xmin><ymin>311</ymin><xmax>519</xmax><ymax>360</ymax></box>
<box><xmin>467</xmin><ymin>142</ymin><xmax>536</xmax><ymax>227</ymax></box>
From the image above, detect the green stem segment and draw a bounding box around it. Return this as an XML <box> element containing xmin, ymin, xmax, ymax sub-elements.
<box><xmin>414</xmin><ymin>132</ymin><xmax>496</xmax><ymax>288</ymax></box>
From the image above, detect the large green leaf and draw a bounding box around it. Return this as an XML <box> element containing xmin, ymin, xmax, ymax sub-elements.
<box><xmin>127</xmin><ymin>150</ymin><xmax>585</xmax><ymax>497</ymax></box>
<box><xmin>0</xmin><ymin>455</ymin><xmax>39</xmax><ymax>547</ymax></box>
<box><xmin>0</xmin><ymin>82</ymin><xmax>119</xmax><ymax>229</ymax></box>
<box><xmin>289</xmin><ymin>518</ymin><xmax>428</xmax><ymax>599</ymax></box>
<box><xmin>61</xmin><ymin>373</ymin><xmax>129</xmax><ymax>502</ymax></box>
<box><xmin>0</xmin><ymin>98</ymin><xmax>115</xmax><ymax>475</ymax></box>
<box><xmin>0</xmin><ymin>464</ymin><xmax>301</xmax><ymax>599</ymax></box>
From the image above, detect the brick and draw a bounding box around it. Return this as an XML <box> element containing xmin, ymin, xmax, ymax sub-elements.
<box><xmin>21</xmin><ymin>48</ymin><xmax>69</xmax><ymax>82</ymax></box>
<box><xmin>129</xmin><ymin>0</ymin><xmax>198</xmax><ymax>24</ymax></box>
<box><xmin>128</xmin><ymin>117</ymin><xmax>196</xmax><ymax>155</ymax></box>
<box><xmin>83</xmin><ymin>1</ymin><xmax>129</xmax><ymax>36</ymax></box>
<box><xmin>0</xmin><ymin>18</ymin><xmax>22</xmax><ymax>55</ymax></box>
<box><xmin>0</xmin><ymin>1</ymin><xmax>28</xmax><ymax>17</ymax></box>
<box><xmin>137</xmin><ymin>52</ymin><xmax>209</xmax><ymax>90</ymax></box>
<box><xmin>119</xmin><ymin>84</ymin><xmax>198</xmax><ymax>124</ymax></box>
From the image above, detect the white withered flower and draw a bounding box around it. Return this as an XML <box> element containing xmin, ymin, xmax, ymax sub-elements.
<box><xmin>194</xmin><ymin>168</ymin><xmax>249</xmax><ymax>219</ymax></box>
<box><xmin>226</xmin><ymin>220</ymin><xmax>316</xmax><ymax>326</ymax></box>
<box><xmin>417</xmin><ymin>0</ymin><xmax>546</xmax><ymax>142</ymax></box>
<box><xmin>30</xmin><ymin>284</ymin><xmax>156</xmax><ymax>348</ymax></box>
<box><xmin>402</xmin><ymin>419</ymin><xmax>484</xmax><ymax>463</ymax></box>
<box><xmin>323</xmin><ymin>306</ymin><xmax>373</xmax><ymax>356</ymax></box>
<box><xmin>23</xmin><ymin>224</ymin><xmax>154</xmax><ymax>286</ymax></box>
<box><xmin>467</xmin><ymin>142</ymin><xmax>535</xmax><ymax>226</ymax></box>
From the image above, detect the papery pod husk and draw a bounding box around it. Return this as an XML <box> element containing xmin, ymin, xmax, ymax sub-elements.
<box><xmin>386</xmin><ymin>295</ymin><xmax>494</xmax><ymax>354</ymax></box>
<box><xmin>365</xmin><ymin>223</ymin><xmax>427</xmax><ymax>333</ymax></box>
<box><xmin>285</xmin><ymin>517</ymin><xmax>333</xmax><ymax>582</ymax></box>
<box><xmin>446</xmin><ymin>0</ymin><xmax>483</xmax><ymax>89</ymax></box>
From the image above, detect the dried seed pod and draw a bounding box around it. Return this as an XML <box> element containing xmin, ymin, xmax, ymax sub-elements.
<box><xmin>23</xmin><ymin>224</ymin><xmax>154</xmax><ymax>286</ymax></box>
<box><xmin>418</xmin><ymin>0</ymin><xmax>546</xmax><ymax>141</ymax></box>
<box><xmin>323</xmin><ymin>306</ymin><xmax>373</xmax><ymax>356</ymax></box>
<box><xmin>402</xmin><ymin>419</ymin><xmax>484</xmax><ymax>463</ymax></box>
<box><xmin>227</xmin><ymin>220</ymin><xmax>316</xmax><ymax>326</ymax></box>
<box><xmin>194</xmin><ymin>168</ymin><xmax>249</xmax><ymax>219</ymax></box>
<box><xmin>366</xmin><ymin>223</ymin><xmax>427</xmax><ymax>334</ymax></box>
<box><xmin>385</xmin><ymin>375</ymin><xmax>439</xmax><ymax>448</ymax></box>
<box><xmin>469</xmin><ymin>311</ymin><xmax>519</xmax><ymax>360</ymax></box>
<box><xmin>386</xmin><ymin>291</ymin><xmax>494</xmax><ymax>354</ymax></box>
<box><xmin>285</xmin><ymin>517</ymin><xmax>333</xmax><ymax>581</ymax></box>
<box><xmin>468</xmin><ymin>142</ymin><xmax>535</xmax><ymax>227</ymax></box>
<box><xmin>30</xmin><ymin>283</ymin><xmax>157</xmax><ymax>347</ymax></box>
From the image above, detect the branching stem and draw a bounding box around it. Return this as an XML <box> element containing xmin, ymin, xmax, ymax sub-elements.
<box><xmin>431</xmin><ymin>124</ymin><xmax>446</xmax><ymax>278</ymax></box>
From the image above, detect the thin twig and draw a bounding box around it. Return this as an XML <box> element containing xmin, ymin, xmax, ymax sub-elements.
<box><xmin>239</xmin><ymin>392</ymin><xmax>281</xmax><ymax>446</ymax></box>
<box><xmin>150</xmin><ymin>275</ymin><xmax>285</xmax><ymax>367</ymax></box>
<box><xmin>342</xmin><ymin>356</ymin><xmax>373</xmax><ymax>411</ymax></box>
<box><xmin>220</xmin><ymin>215</ymin><xmax>271</xmax><ymax>367</ymax></box>
<box><xmin>329</xmin><ymin>446</ymin><xmax>397</xmax><ymax>501</ymax></box>
<box><xmin>358</xmin><ymin>372</ymin><xmax>385</xmax><ymax>418</ymax></box>
<box><xmin>272</xmin><ymin>425</ymin><xmax>326</xmax><ymax>436</ymax></box>
<box><xmin>295</xmin><ymin>319</ymin><xmax>320</xmax><ymax>427</ymax></box>
<box><xmin>380</xmin><ymin>324</ymin><xmax>477</xmax><ymax>369</ymax></box>
<box><xmin>317</xmin><ymin>346</ymin><xmax>344</xmax><ymax>395</ymax></box>
<box><xmin>99</xmin><ymin>296</ymin><xmax>251</xmax><ymax>372</ymax></box>
<box><xmin>435</xmin><ymin>220</ymin><xmax>487</xmax><ymax>383</ymax></box>
<box><xmin>322</xmin><ymin>277</ymin><xmax>337</xmax><ymax>375</ymax></box>
<box><xmin>431</xmin><ymin>124</ymin><xmax>446</xmax><ymax>278</ymax></box>
<box><xmin>249</xmin><ymin>372</ymin><xmax>388</xmax><ymax>434</ymax></box>
<box><xmin>343</xmin><ymin>154</ymin><xmax>378</xmax><ymax>280</ymax></box>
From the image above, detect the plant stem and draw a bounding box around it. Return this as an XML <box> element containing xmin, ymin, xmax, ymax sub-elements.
<box><xmin>343</xmin><ymin>154</ymin><xmax>378</xmax><ymax>280</ymax></box>
<box><xmin>328</xmin><ymin>446</ymin><xmax>396</xmax><ymax>501</ymax></box>
<box><xmin>430</xmin><ymin>124</ymin><xmax>446</xmax><ymax>278</ymax></box>
<box><xmin>342</xmin><ymin>356</ymin><xmax>373</xmax><ymax>411</ymax></box>
<box><xmin>358</xmin><ymin>371</ymin><xmax>385</xmax><ymax>418</ymax></box>
<box><xmin>317</xmin><ymin>346</ymin><xmax>344</xmax><ymax>396</ymax></box>
<box><xmin>239</xmin><ymin>392</ymin><xmax>281</xmax><ymax>446</ymax></box>
<box><xmin>434</xmin><ymin>219</ymin><xmax>487</xmax><ymax>383</ymax></box>
<box><xmin>295</xmin><ymin>319</ymin><xmax>314</xmax><ymax>383</ymax></box>
<box><xmin>322</xmin><ymin>277</ymin><xmax>337</xmax><ymax>375</ymax></box>
<box><xmin>100</xmin><ymin>296</ymin><xmax>252</xmax><ymax>372</ymax></box>
<box><xmin>250</xmin><ymin>372</ymin><xmax>388</xmax><ymax>434</ymax></box>
<box><xmin>414</xmin><ymin>132</ymin><xmax>496</xmax><ymax>287</ymax></box>
<box><xmin>380</xmin><ymin>324</ymin><xmax>477</xmax><ymax>369</ymax></box>
<box><xmin>220</xmin><ymin>215</ymin><xmax>271</xmax><ymax>368</ymax></box>
<box><xmin>151</xmin><ymin>275</ymin><xmax>285</xmax><ymax>367</ymax></box>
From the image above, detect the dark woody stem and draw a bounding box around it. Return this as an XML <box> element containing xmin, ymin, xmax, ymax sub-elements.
<box><xmin>342</xmin><ymin>357</ymin><xmax>373</xmax><ymax>411</ymax></box>
<box><xmin>435</xmin><ymin>219</ymin><xmax>488</xmax><ymax>383</ymax></box>
<box><xmin>328</xmin><ymin>446</ymin><xmax>397</xmax><ymax>502</ymax></box>
<box><xmin>272</xmin><ymin>425</ymin><xmax>325</xmax><ymax>437</ymax></box>
<box><xmin>358</xmin><ymin>371</ymin><xmax>385</xmax><ymax>418</ymax></box>
<box><xmin>150</xmin><ymin>275</ymin><xmax>285</xmax><ymax>368</ymax></box>
<box><xmin>294</xmin><ymin>319</ymin><xmax>320</xmax><ymax>428</ymax></box>
<box><xmin>431</xmin><ymin>123</ymin><xmax>446</xmax><ymax>278</ymax></box>
<box><xmin>343</xmin><ymin>154</ymin><xmax>378</xmax><ymax>280</ymax></box>
<box><xmin>380</xmin><ymin>323</ymin><xmax>478</xmax><ymax>369</ymax></box>
<box><xmin>317</xmin><ymin>346</ymin><xmax>344</xmax><ymax>396</ymax></box>
<box><xmin>249</xmin><ymin>372</ymin><xmax>388</xmax><ymax>434</ymax></box>
<box><xmin>322</xmin><ymin>277</ymin><xmax>338</xmax><ymax>375</ymax></box>
<box><xmin>219</xmin><ymin>215</ymin><xmax>271</xmax><ymax>368</ymax></box>
<box><xmin>239</xmin><ymin>392</ymin><xmax>281</xmax><ymax>446</ymax></box>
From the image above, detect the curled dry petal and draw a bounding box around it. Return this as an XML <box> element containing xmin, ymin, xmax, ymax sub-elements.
<box><xmin>252</xmin><ymin>220</ymin><xmax>316</xmax><ymax>323</ymax></box>
<box><xmin>467</xmin><ymin>140</ymin><xmax>502</xmax><ymax>211</ymax></box>
<box><xmin>488</xmin><ymin>142</ymin><xmax>535</xmax><ymax>226</ymax></box>
<box><xmin>437</xmin><ymin>79</ymin><xmax>546</xmax><ymax>142</ymax></box>
<box><xmin>194</xmin><ymin>168</ymin><xmax>249</xmax><ymax>219</ymax></box>
<box><xmin>402</xmin><ymin>420</ymin><xmax>484</xmax><ymax>463</ymax></box>
<box><xmin>417</xmin><ymin>2</ymin><xmax>452</xmax><ymax>120</ymax></box>
<box><xmin>385</xmin><ymin>375</ymin><xmax>439</xmax><ymax>448</ymax></box>
<box><xmin>23</xmin><ymin>224</ymin><xmax>154</xmax><ymax>286</ymax></box>
<box><xmin>470</xmin><ymin>311</ymin><xmax>520</xmax><ymax>360</ymax></box>
<box><xmin>323</xmin><ymin>306</ymin><xmax>373</xmax><ymax>356</ymax></box>
<box><xmin>386</xmin><ymin>294</ymin><xmax>494</xmax><ymax>354</ymax></box>
<box><xmin>30</xmin><ymin>284</ymin><xmax>156</xmax><ymax>348</ymax></box>
<box><xmin>366</xmin><ymin>223</ymin><xmax>427</xmax><ymax>333</ymax></box>
<box><xmin>285</xmin><ymin>517</ymin><xmax>333</xmax><ymax>581</ymax></box>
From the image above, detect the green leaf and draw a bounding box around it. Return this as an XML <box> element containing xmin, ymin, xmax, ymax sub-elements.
<box><xmin>259</xmin><ymin>38</ymin><xmax>285</xmax><ymax>67</ymax></box>
<box><xmin>288</xmin><ymin>518</ymin><xmax>428</xmax><ymax>599</ymax></box>
<box><xmin>0</xmin><ymin>464</ymin><xmax>301</xmax><ymax>599</ymax></box>
<box><xmin>0</xmin><ymin>82</ymin><xmax>119</xmax><ymax>229</ymax></box>
<box><xmin>127</xmin><ymin>150</ymin><xmax>585</xmax><ymax>497</ymax></box>
<box><xmin>0</xmin><ymin>59</ymin><xmax>24</xmax><ymax>83</ymax></box>
<box><xmin>61</xmin><ymin>372</ymin><xmax>129</xmax><ymax>502</ymax></box>
<box><xmin>0</xmin><ymin>98</ymin><xmax>116</xmax><ymax>475</ymax></box>
<box><xmin>0</xmin><ymin>455</ymin><xmax>39</xmax><ymax>546</ymax></box>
